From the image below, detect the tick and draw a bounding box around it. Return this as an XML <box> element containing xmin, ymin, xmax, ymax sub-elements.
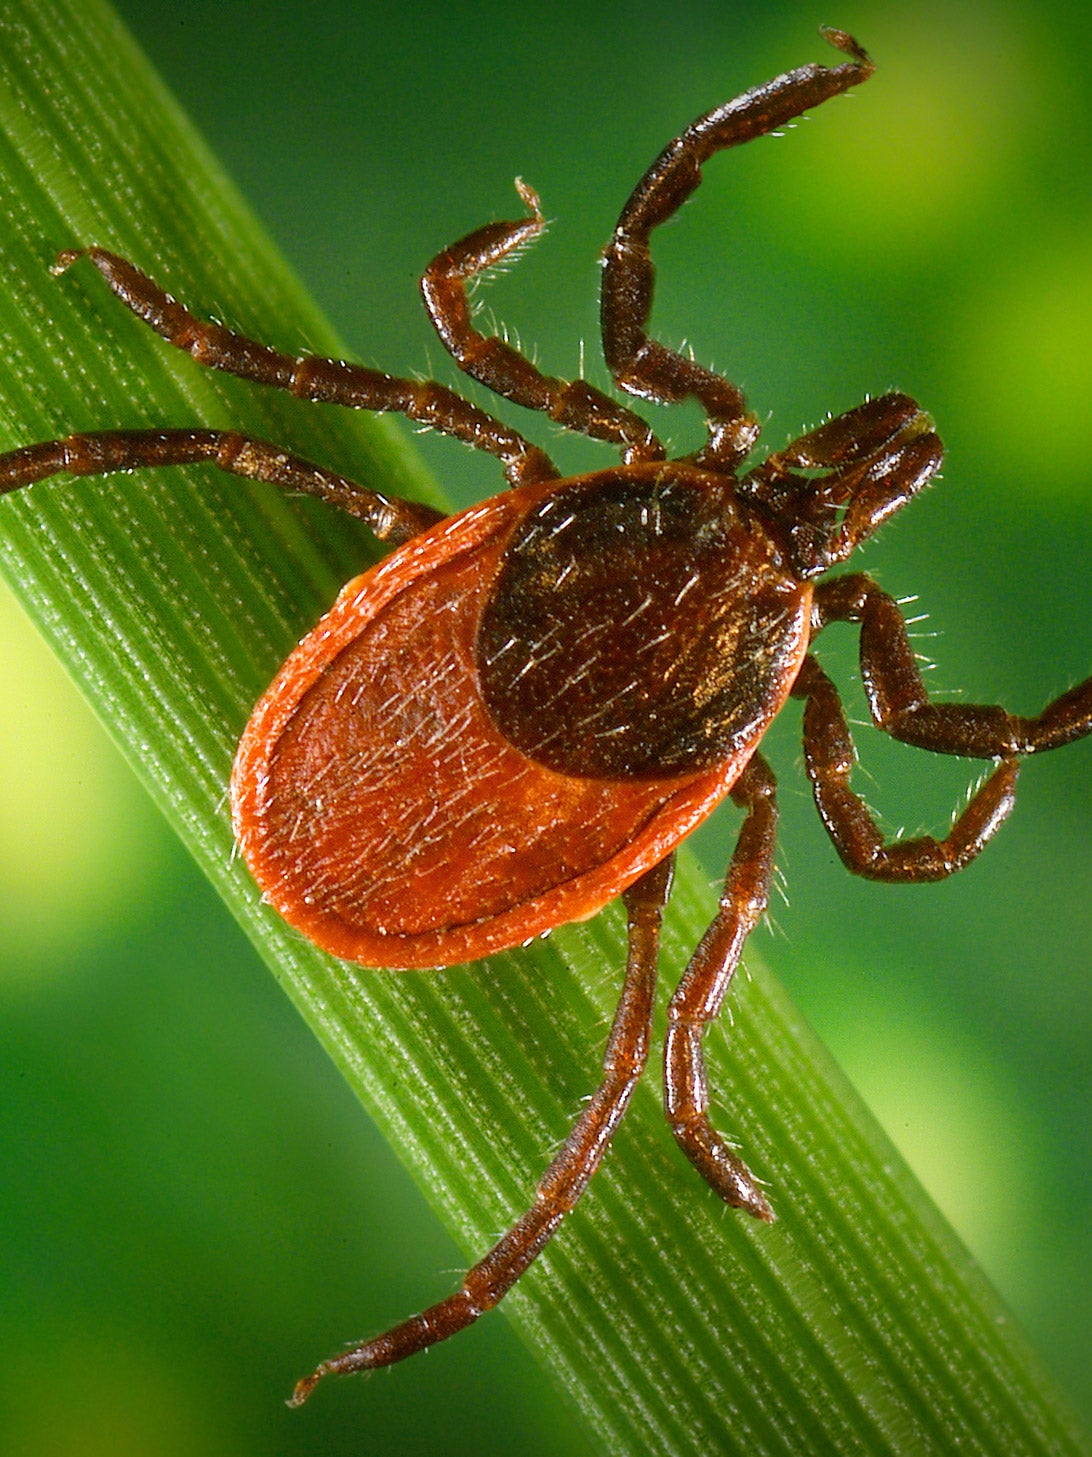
<box><xmin>1</xmin><ymin>29</ymin><xmax>1089</xmax><ymax>1406</ymax></box>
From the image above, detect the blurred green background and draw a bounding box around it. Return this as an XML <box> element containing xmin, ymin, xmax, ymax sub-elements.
<box><xmin>1</xmin><ymin>0</ymin><xmax>1088</xmax><ymax>1452</ymax></box>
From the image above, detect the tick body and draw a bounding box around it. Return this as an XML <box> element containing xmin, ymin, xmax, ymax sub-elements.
<box><xmin>233</xmin><ymin>460</ymin><xmax>810</xmax><ymax>967</ymax></box>
<box><xmin>1</xmin><ymin>28</ymin><xmax>1089</xmax><ymax>1406</ymax></box>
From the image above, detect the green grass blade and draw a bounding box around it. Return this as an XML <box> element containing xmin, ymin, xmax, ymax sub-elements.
<box><xmin>0</xmin><ymin>0</ymin><xmax>1088</xmax><ymax>1451</ymax></box>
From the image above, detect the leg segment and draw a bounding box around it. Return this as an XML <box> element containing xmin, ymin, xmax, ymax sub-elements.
<box><xmin>664</xmin><ymin>754</ymin><xmax>777</xmax><ymax>1222</ymax></box>
<box><xmin>601</xmin><ymin>29</ymin><xmax>873</xmax><ymax>472</ymax></box>
<box><xmin>816</xmin><ymin>574</ymin><xmax>1092</xmax><ymax>757</ymax></box>
<box><xmin>289</xmin><ymin>856</ymin><xmax>674</xmax><ymax>1406</ymax></box>
<box><xmin>0</xmin><ymin>429</ymin><xmax>444</xmax><ymax>546</ymax></box>
<box><xmin>52</xmin><ymin>248</ymin><xmax>557</xmax><ymax>488</ymax></box>
<box><xmin>796</xmin><ymin>571</ymin><xmax>1092</xmax><ymax>879</ymax></box>
<box><xmin>793</xmin><ymin>653</ymin><xmax>1019</xmax><ymax>881</ymax></box>
<box><xmin>422</xmin><ymin>181</ymin><xmax>663</xmax><ymax>463</ymax></box>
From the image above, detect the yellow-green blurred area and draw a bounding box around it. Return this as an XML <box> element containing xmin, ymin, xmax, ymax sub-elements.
<box><xmin>1</xmin><ymin>0</ymin><xmax>1089</xmax><ymax>1452</ymax></box>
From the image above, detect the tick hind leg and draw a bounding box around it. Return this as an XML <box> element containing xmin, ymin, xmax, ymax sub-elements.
<box><xmin>797</xmin><ymin>575</ymin><xmax>1092</xmax><ymax>881</ymax></box>
<box><xmin>664</xmin><ymin>754</ymin><xmax>778</xmax><ymax>1222</ymax></box>
<box><xmin>288</xmin><ymin>857</ymin><xmax>674</xmax><ymax>1406</ymax></box>
<box><xmin>0</xmin><ymin>428</ymin><xmax>443</xmax><ymax>546</ymax></box>
<box><xmin>601</xmin><ymin>29</ymin><xmax>873</xmax><ymax>471</ymax></box>
<box><xmin>50</xmin><ymin>248</ymin><xmax>557</xmax><ymax>487</ymax></box>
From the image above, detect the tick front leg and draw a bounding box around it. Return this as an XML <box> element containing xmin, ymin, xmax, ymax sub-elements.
<box><xmin>53</xmin><ymin>249</ymin><xmax>557</xmax><ymax>487</ymax></box>
<box><xmin>601</xmin><ymin>29</ymin><xmax>872</xmax><ymax>472</ymax></box>
<box><xmin>422</xmin><ymin>181</ymin><xmax>663</xmax><ymax>463</ymax></box>
<box><xmin>0</xmin><ymin>429</ymin><xmax>444</xmax><ymax>546</ymax></box>
<box><xmin>664</xmin><ymin>755</ymin><xmax>777</xmax><ymax>1222</ymax></box>
<box><xmin>289</xmin><ymin>857</ymin><xmax>673</xmax><ymax>1406</ymax></box>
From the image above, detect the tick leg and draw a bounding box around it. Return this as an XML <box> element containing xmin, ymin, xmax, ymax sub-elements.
<box><xmin>794</xmin><ymin>652</ymin><xmax>1020</xmax><ymax>881</ymax></box>
<box><xmin>0</xmin><ymin>428</ymin><xmax>444</xmax><ymax>545</ymax></box>
<box><xmin>288</xmin><ymin>856</ymin><xmax>673</xmax><ymax>1406</ymax></box>
<box><xmin>817</xmin><ymin>574</ymin><xmax>1092</xmax><ymax>757</ymax></box>
<box><xmin>601</xmin><ymin>28</ymin><xmax>873</xmax><ymax>472</ymax></box>
<box><xmin>796</xmin><ymin>574</ymin><xmax>1092</xmax><ymax>878</ymax></box>
<box><xmin>52</xmin><ymin>248</ymin><xmax>557</xmax><ymax>488</ymax></box>
<box><xmin>664</xmin><ymin>754</ymin><xmax>777</xmax><ymax>1222</ymax></box>
<box><xmin>422</xmin><ymin>181</ymin><xmax>663</xmax><ymax>464</ymax></box>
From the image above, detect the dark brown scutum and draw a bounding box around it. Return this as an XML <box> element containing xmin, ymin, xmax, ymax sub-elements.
<box><xmin>477</xmin><ymin>467</ymin><xmax>808</xmax><ymax>777</ymax></box>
